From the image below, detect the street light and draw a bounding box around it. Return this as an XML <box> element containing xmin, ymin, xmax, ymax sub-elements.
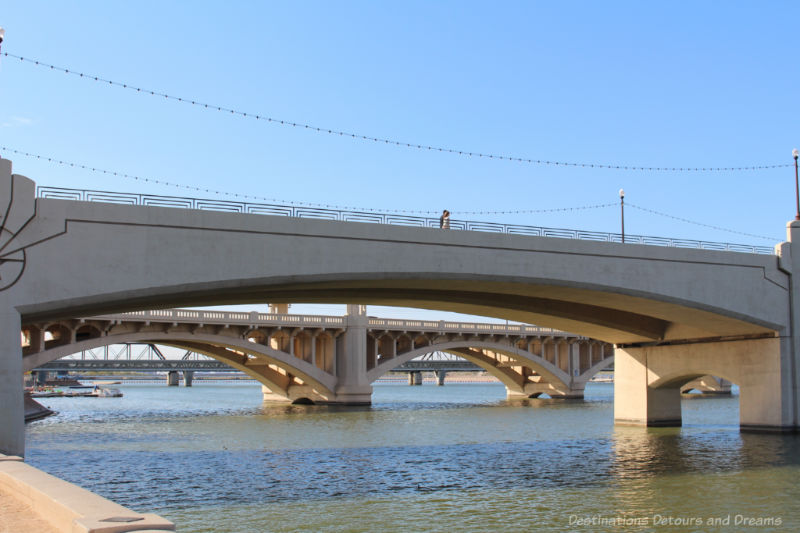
<box><xmin>0</xmin><ymin>28</ymin><xmax>4</xmax><ymax>161</ymax></box>
<box><xmin>794</xmin><ymin>148</ymin><xmax>799</xmax><ymax>221</ymax></box>
<box><xmin>619</xmin><ymin>188</ymin><xmax>625</xmax><ymax>243</ymax></box>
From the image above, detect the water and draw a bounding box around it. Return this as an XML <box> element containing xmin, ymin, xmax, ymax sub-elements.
<box><xmin>25</xmin><ymin>382</ymin><xmax>800</xmax><ymax>532</ymax></box>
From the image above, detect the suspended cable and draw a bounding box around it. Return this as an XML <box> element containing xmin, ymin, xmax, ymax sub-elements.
<box><xmin>2</xmin><ymin>145</ymin><xmax>611</xmax><ymax>215</ymax></box>
<box><xmin>0</xmin><ymin>146</ymin><xmax>434</xmax><ymax>213</ymax></box>
<box><xmin>1</xmin><ymin>146</ymin><xmax>777</xmax><ymax>241</ymax></box>
<box><xmin>627</xmin><ymin>203</ymin><xmax>775</xmax><ymax>241</ymax></box>
<box><xmin>453</xmin><ymin>203</ymin><xmax>617</xmax><ymax>215</ymax></box>
<box><xmin>2</xmin><ymin>52</ymin><xmax>791</xmax><ymax>173</ymax></box>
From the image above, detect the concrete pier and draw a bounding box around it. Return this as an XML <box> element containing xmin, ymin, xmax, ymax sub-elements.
<box><xmin>408</xmin><ymin>371</ymin><xmax>423</xmax><ymax>385</ymax></box>
<box><xmin>614</xmin><ymin>336</ymin><xmax>793</xmax><ymax>430</ymax></box>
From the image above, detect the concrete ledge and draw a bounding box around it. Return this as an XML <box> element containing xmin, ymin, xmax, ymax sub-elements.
<box><xmin>0</xmin><ymin>454</ymin><xmax>23</xmax><ymax>461</ymax></box>
<box><xmin>0</xmin><ymin>454</ymin><xmax>175</xmax><ymax>532</ymax></box>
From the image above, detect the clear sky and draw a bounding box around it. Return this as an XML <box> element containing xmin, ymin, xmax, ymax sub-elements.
<box><xmin>1</xmin><ymin>1</ymin><xmax>798</xmax><ymax>320</ymax></box>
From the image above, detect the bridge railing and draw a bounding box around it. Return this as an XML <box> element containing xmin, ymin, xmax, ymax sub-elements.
<box><xmin>95</xmin><ymin>309</ymin><xmax>566</xmax><ymax>336</ymax></box>
<box><xmin>113</xmin><ymin>309</ymin><xmax>347</xmax><ymax>326</ymax></box>
<box><xmin>37</xmin><ymin>186</ymin><xmax>775</xmax><ymax>255</ymax></box>
<box><xmin>367</xmin><ymin>318</ymin><xmax>563</xmax><ymax>336</ymax></box>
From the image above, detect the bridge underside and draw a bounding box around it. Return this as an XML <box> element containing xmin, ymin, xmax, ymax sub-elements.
<box><xmin>22</xmin><ymin>280</ymin><xmax>777</xmax><ymax>347</ymax></box>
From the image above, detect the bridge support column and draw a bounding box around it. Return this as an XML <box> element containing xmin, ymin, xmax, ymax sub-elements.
<box><xmin>614</xmin><ymin>336</ymin><xmax>795</xmax><ymax>430</ymax></box>
<box><xmin>330</xmin><ymin>305</ymin><xmax>372</xmax><ymax>404</ymax></box>
<box><xmin>183</xmin><ymin>371</ymin><xmax>194</xmax><ymax>387</ymax></box>
<box><xmin>434</xmin><ymin>370</ymin><xmax>446</xmax><ymax>386</ymax></box>
<box><xmin>408</xmin><ymin>371</ymin><xmax>423</xmax><ymax>386</ymax></box>
<box><xmin>0</xmin><ymin>306</ymin><xmax>24</xmax><ymax>456</ymax></box>
<box><xmin>166</xmin><ymin>371</ymin><xmax>179</xmax><ymax>386</ymax></box>
<box><xmin>613</xmin><ymin>347</ymin><xmax>682</xmax><ymax>427</ymax></box>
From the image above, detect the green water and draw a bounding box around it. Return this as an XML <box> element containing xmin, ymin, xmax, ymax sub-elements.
<box><xmin>24</xmin><ymin>382</ymin><xmax>800</xmax><ymax>532</ymax></box>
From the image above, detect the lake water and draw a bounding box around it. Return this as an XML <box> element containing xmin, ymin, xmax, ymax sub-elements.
<box><xmin>24</xmin><ymin>382</ymin><xmax>800</xmax><ymax>532</ymax></box>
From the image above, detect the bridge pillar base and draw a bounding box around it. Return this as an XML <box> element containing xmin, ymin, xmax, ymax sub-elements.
<box><xmin>434</xmin><ymin>370</ymin><xmax>446</xmax><ymax>386</ymax></box>
<box><xmin>509</xmin><ymin>383</ymin><xmax>585</xmax><ymax>400</ymax></box>
<box><xmin>326</xmin><ymin>385</ymin><xmax>373</xmax><ymax>405</ymax></box>
<box><xmin>183</xmin><ymin>371</ymin><xmax>193</xmax><ymax>387</ymax></box>
<box><xmin>166</xmin><ymin>371</ymin><xmax>179</xmax><ymax>386</ymax></box>
<box><xmin>548</xmin><ymin>392</ymin><xmax>585</xmax><ymax>400</ymax></box>
<box><xmin>261</xmin><ymin>385</ymin><xmax>292</xmax><ymax>403</ymax></box>
<box><xmin>408</xmin><ymin>371</ymin><xmax>423</xmax><ymax>386</ymax></box>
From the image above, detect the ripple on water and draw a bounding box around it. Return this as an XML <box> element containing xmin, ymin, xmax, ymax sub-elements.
<box><xmin>24</xmin><ymin>382</ymin><xmax>800</xmax><ymax>532</ymax></box>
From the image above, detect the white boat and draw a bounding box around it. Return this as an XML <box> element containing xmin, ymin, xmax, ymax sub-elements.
<box><xmin>95</xmin><ymin>387</ymin><xmax>123</xmax><ymax>398</ymax></box>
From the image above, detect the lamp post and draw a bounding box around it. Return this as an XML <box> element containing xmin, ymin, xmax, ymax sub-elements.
<box><xmin>619</xmin><ymin>189</ymin><xmax>625</xmax><ymax>243</ymax></box>
<box><xmin>0</xmin><ymin>28</ymin><xmax>4</xmax><ymax>161</ymax></box>
<box><xmin>794</xmin><ymin>148</ymin><xmax>799</xmax><ymax>221</ymax></box>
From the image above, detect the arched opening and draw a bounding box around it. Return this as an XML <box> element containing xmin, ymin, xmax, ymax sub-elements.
<box><xmin>269</xmin><ymin>331</ymin><xmax>291</xmax><ymax>353</ymax></box>
<box><xmin>413</xmin><ymin>335</ymin><xmax>430</xmax><ymax>349</ymax></box>
<box><xmin>314</xmin><ymin>333</ymin><xmax>334</xmax><ymax>373</ymax></box>
<box><xmin>246</xmin><ymin>329</ymin><xmax>269</xmax><ymax>345</ymax></box>
<box><xmin>528</xmin><ymin>339</ymin><xmax>543</xmax><ymax>358</ymax></box>
<box><xmin>377</xmin><ymin>334</ymin><xmax>395</xmax><ymax>362</ymax></box>
<box><xmin>44</xmin><ymin>324</ymin><xmax>71</xmax><ymax>350</ymax></box>
<box><xmin>291</xmin><ymin>397</ymin><xmax>315</xmax><ymax>405</ymax></box>
<box><xmin>75</xmin><ymin>324</ymin><xmax>102</xmax><ymax>343</ymax></box>
<box><xmin>649</xmin><ymin>372</ymin><xmax>740</xmax><ymax>427</ymax></box>
<box><xmin>293</xmin><ymin>331</ymin><xmax>313</xmax><ymax>363</ymax></box>
<box><xmin>396</xmin><ymin>334</ymin><xmax>412</xmax><ymax>356</ymax></box>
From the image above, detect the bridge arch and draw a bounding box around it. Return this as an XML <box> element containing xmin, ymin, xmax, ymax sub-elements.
<box><xmin>23</xmin><ymin>331</ymin><xmax>339</xmax><ymax>403</ymax></box>
<box><xmin>367</xmin><ymin>340</ymin><xmax>588</xmax><ymax>398</ymax></box>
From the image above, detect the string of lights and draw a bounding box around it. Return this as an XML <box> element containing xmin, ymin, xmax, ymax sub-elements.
<box><xmin>1</xmin><ymin>146</ymin><xmax>776</xmax><ymax>241</ymax></box>
<box><xmin>2</xmin><ymin>51</ymin><xmax>791</xmax><ymax>173</ymax></box>
<box><xmin>1</xmin><ymin>146</ymin><xmax>615</xmax><ymax>215</ymax></box>
<box><xmin>453</xmin><ymin>203</ymin><xmax>617</xmax><ymax>215</ymax></box>
<box><xmin>627</xmin><ymin>203</ymin><xmax>775</xmax><ymax>241</ymax></box>
<box><xmin>0</xmin><ymin>146</ymin><xmax>433</xmax><ymax>213</ymax></box>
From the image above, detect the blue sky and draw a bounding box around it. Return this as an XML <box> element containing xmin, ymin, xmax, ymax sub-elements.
<box><xmin>1</xmin><ymin>1</ymin><xmax>798</xmax><ymax>319</ymax></box>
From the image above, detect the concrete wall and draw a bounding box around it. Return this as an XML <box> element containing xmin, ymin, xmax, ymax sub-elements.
<box><xmin>0</xmin><ymin>453</ymin><xmax>174</xmax><ymax>532</ymax></box>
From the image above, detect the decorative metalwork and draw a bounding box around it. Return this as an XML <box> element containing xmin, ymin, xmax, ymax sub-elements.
<box><xmin>37</xmin><ymin>186</ymin><xmax>776</xmax><ymax>255</ymax></box>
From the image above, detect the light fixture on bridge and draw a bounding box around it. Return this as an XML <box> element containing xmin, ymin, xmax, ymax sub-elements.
<box><xmin>0</xmin><ymin>27</ymin><xmax>4</xmax><ymax>162</ymax></box>
<box><xmin>619</xmin><ymin>189</ymin><xmax>625</xmax><ymax>243</ymax></box>
<box><xmin>794</xmin><ymin>148</ymin><xmax>799</xmax><ymax>221</ymax></box>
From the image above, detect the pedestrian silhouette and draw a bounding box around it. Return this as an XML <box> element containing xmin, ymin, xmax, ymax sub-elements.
<box><xmin>439</xmin><ymin>210</ymin><xmax>450</xmax><ymax>229</ymax></box>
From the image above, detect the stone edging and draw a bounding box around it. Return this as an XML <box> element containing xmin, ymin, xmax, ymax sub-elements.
<box><xmin>0</xmin><ymin>454</ymin><xmax>175</xmax><ymax>532</ymax></box>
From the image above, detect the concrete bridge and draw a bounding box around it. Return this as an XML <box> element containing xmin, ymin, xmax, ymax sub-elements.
<box><xmin>1</xmin><ymin>157</ymin><xmax>798</xmax><ymax>456</ymax></box>
<box><xmin>23</xmin><ymin>307</ymin><xmax>612</xmax><ymax>396</ymax></box>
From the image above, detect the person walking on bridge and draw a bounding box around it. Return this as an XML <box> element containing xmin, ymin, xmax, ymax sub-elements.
<box><xmin>439</xmin><ymin>209</ymin><xmax>450</xmax><ymax>229</ymax></box>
